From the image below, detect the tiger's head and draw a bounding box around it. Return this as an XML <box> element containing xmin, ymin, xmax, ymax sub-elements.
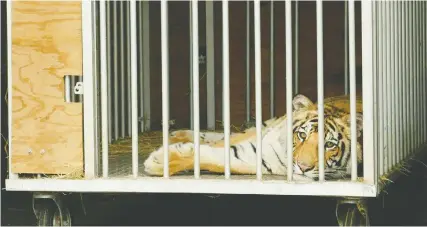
<box><xmin>290</xmin><ymin>94</ymin><xmax>363</xmax><ymax>180</ymax></box>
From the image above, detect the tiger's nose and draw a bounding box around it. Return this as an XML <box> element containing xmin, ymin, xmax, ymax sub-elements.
<box><xmin>297</xmin><ymin>161</ymin><xmax>314</xmax><ymax>172</ymax></box>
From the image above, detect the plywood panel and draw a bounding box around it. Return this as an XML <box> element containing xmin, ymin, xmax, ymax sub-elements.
<box><xmin>10</xmin><ymin>1</ymin><xmax>83</xmax><ymax>174</ymax></box>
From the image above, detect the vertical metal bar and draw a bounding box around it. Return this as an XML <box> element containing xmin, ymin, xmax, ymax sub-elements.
<box><xmin>404</xmin><ymin>1</ymin><xmax>410</xmax><ymax>157</ymax></box>
<box><xmin>246</xmin><ymin>0</ymin><xmax>251</xmax><ymax>123</ymax></box>
<box><xmin>138</xmin><ymin>1</ymin><xmax>144</xmax><ymax>132</ymax></box>
<box><xmin>421</xmin><ymin>2</ymin><xmax>427</xmax><ymax>143</ymax></box>
<box><xmin>82</xmin><ymin>0</ymin><xmax>98</xmax><ymax>178</ymax></box>
<box><xmin>127</xmin><ymin>2</ymin><xmax>132</xmax><ymax>137</ymax></box>
<box><xmin>161</xmin><ymin>0</ymin><xmax>170</xmax><ymax>178</ymax></box>
<box><xmin>385</xmin><ymin>0</ymin><xmax>392</xmax><ymax>171</ymax></box>
<box><xmin>344</xmin><ymin>0</ymin><xmax>349</xmax><ymax>95</ymax></box>
<box><xmin>191</xmin><ymin>0</ymin><xmax>200</xmax><ymax>179</ymax></box>
<box><xmin>254</xmin><ymin>0</ymin><xmax>263</xmax><ymax>181</ymax></box>
<box><xmin>316</xmin><ymin>0</ymin><xmax>325</xmax><ymax>181</ymax></box>
<box><xmin>416</xmin><ymin>1</ymin><xmax>421</xmax><ymax>148</ymax></box>
<box><xmin>99</xmin><ymin>0</ymin><xmax>109</xmax><ymax>178</ymax></box>
<box><xmin>390</xmin><ymin>1</ymin><xmax>396</xmax><ymax>167</ymax></box>
<box><xmin>189</xmin><ymin>2</ymin><xmax>193</xmax><ymax>130</ymax></box>
<box><xmin>112</xmin><ymin>2</ymin><xmax>119</xmax><ymax>140</ymax></box>
<box><xmin>396</xmin><ymin>1</ymin><xmax>403</xmax><ymax>162</ymax></box>
<box><xmin>269</xmin><ymin>1</ymin><xmax>275</xmax><ymax>118</ymax></box>
<box><xmin>294</xmin><ymin>1</ymin><xmax>299</xmax><ymax>95</ymax></box>
<box><xmin>418</xmin><ymin>0</ymin><xmax>421</xmax><ymax>146</ymax></box>
<box><xmin>106</xmin><ymin>1</ymin><xmax>113</xmax><ymax>143</ymax></box>
<box><xmin>348</xmin><ymin>0</ymin><xmax>357</xmax><ymax>181</ymax></box>
<box><xmin>120</xmin><ymin>1</ymin><xmax>126</xmax><ymax>138</ymax></box>
<box><xmin>222</xmin><ymin>0</ymin><xmax>231</xmax><ymax>179</ymax></box>
<box><xmin>377</xmin><ymin>1</ymin><xmax>384</xmax><ymax>177</ymax></box>
<box><xmin>409</xmin><ymin>2</ymin><xmax>414</xmax><ymax>154</ymax></box>
<box><xmin>206</xmin><ymin>1</ymin><xmax>216</xmax><ymax>130</ymax></box>
<box><xmin>6</xmin><ymin>0</ymin><xmax>18</xmax><ymax>179</ymax></box>
<box><xmin>130</xmin><ymin>0</ymin><xmax>138</xmax><ymax>178</ymax></box>
<box><xmin>373</xmin><ymin>1</ymin><xmax>382</xmax><ymax>177</ymax></box>
<box><xmin>361</xmin><ymin>0</ymin><xmax>375</xmax><ymax>184</ymax></box>
<box><xmin>285</xmin><ymin>0</ymin><xmax>294</xmax><ymax>182</ymax></box>
<box><xmin>383</xmin><ymin>0</ymin><xmax>389</xmax><ymax>173</ymax></box>
<box><xmin>142</xmin><ymin>1</ymin><xmax>151</xmax><ymax>132</ymax></box>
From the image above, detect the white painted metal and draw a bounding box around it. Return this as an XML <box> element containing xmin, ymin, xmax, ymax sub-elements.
<box><xmin>206</xmin><ymin>1</ymin><xmax>216</xmax><ymax>130</ymax></box>
<box><xmin>254</xmin><ymin>0</ymin><xmax>263</xmax><ymax>181</ymax></box>
<box><xmin>191</xmin><ymin>0</ymin><xmax>200</xmax><ymax>179</ymax></box>
<box><xmin>246</xmin><ymin>0</ymin><xmax>251</xmax><ymax>123</ymax></box>
<box><xmin>378</xmin><ymin>1</ymin><xmax>386</xmax><ymax>175</ymax></box>
<box><xmin>126</xmin><ymin>2</ymin><xmax>132</xmax><ymax>137</ymax></box>
<box><xmin>270</xmin><ymin>1</ymin><xmax>275</xmax><ymax>118</ymax></box>
<box><xmin>130</xmin><ymin>0</ymin><xmax>138</xmax><ymax>178</ymax></box>
<box><xmin>82</xmin><ymin>1</ymin><xmax>98</xmax><ymax>179</ymax></box>
<box><xmin>119</xmin><ymin>1</ymin><xmax>126</xmax><ymax>138</ymax></box>
<box><xmin>409</xmin><ymin>2</ymin><xmax>414</xmax><ymax>155</ymax></box>
<box><xmin>316</xmin><ymin>0</ymin><xmax>325</xmax><ymax>181</ymax></box>
<box><xmin>99</xmin><ymin>0</ymin><xmax>109</xmax><ymax>178</ymax></box>
<box><xmin>6</xmin><ymin>0</ymin><xmax>18</xmax><ymax>180</ymax></box>
<box><xmin>106</xmin><ymin>2</ymin><xmax>113</xmax><ymax>143</ymax></box>
<box><xmin>388</xmin><ymin>1</ymin><xmax>397</xmax><ymax>166</ymax></box>
<box><xmin>294</xmin><ymin>1</ymin><xmax>299</xmax><ymax>95</ymax></box>
<box><xmin>348</xmin><ymin>0</ymin><xmax>357</xmax><ymax>181</ymax></box>
<box><xmin>396</xmin><ymin>1</ymin><xmax>401</xmax><ymax>163</ymax></box>
<box><xmin>372</xmin><ymin>1</ymin><xmax>381</xmax><ymax>179</ymax></box>
<box><xmin>161</xmin><ymin>0</ymin><xmax>170</xmax><ymax>178</ymax></box>
<box><xmin>142</xmin><ymin>1</ymin><xmax>151</xmax><ymax>132</ymax></box>
<box><xmin>189</xmin><ymin>2</ymin><xmax>193</xmax><ymax>130</ymax></box>
<box><xmin>112</xmin><ymin>2</ymin><xmax>119</xmax><ymax>140</ymax></box>
<box><xmin>222</xmin><ymin>0</ymin><xmax>231</xmax><ymax>179</ymax></box>
<box><xmin>385</xmin><ymin>0</ymin><xmax>391</xmax><ymax>172</ymax></box>
<box><xmin>5</xmin><ymin>179</ymin><xmax>377</xmax><ymax>197</ymax></box>
<box><xmin>361</xmin><ymin>0</ymin><xmax>375</xmax><ymax>184</ymax></box>
<box><xmin>344</xmin><ymin>0</ymin><xmax>348</xmax><ymax>95</ymax></box>
<box><xmin>285</xmin><ymin>0</ymin><xmax>293</xmax><ymax>182</ymax></box>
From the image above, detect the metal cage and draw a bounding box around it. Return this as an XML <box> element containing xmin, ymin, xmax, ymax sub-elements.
<box><xmin>5</xmin><ymin>0</ymin><xmax>427</xmax><ymax>200</ymax></box>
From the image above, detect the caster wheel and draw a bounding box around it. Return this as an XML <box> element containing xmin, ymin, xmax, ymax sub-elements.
<box><xmin>336</xmin><ymin>198</ymin><xmax>370</xmax><ymax>226</ymax></box>
<box><xmin>35</xmin><ymin>201</ymin><xmax>72</xmax><ymax>226</ymax></box>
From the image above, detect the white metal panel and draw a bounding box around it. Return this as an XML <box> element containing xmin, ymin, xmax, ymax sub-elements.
<box><xmin>99</xmin><ymin>0</ymin><xmax>109</xmax><ymax>178</ymax></box>
<box><xmin>6</xmin><ymin>0</ymin><xmax>18</xmax><ymax>179</ymax></box>
<box><xmin>191</xmin><ymin>0</ymin><xmax>200</xmax><ymax>178</ymax></box>
<box><xmin>130</xmin><ymin>0</ymin><xmax>138</xmax><ymax>178</ymax></box>
<box><xmin>161</xmin><ymin>0</ymin><xmax>170</xmax><ymax>178</ymax></box>
<box><xmin>361</xmin><ymin>0</ymin><xmax>375</xmax><ymax>184</ymax></box>
<box><xmin>348</xmin><ymin>0</ymin><xmax>357</xmax><ymax>181</ymax></box>
<box><xmin>285</xmin><ymin>0</ymin><xmax>293</xmax><ymax>181</ymax></box>
<box><xmin>254</xmin><ymin>0</ymin><xmax>263</xmax><ymax>180</ymax></box>
<box><xmin>316</xmin><ymin>0</ymin><xmax>325</xmax><ymax>181</ymax></box>
<box><xmin>5</xmin><ymin>179</ymin><xmax>377</xmax><ymax>197</ymax></box>
<box><xmin>82</xmin><ymin>0</ymin><xmax>98</xmax><ymax>179</ymax></box>
<box><xmin>222</xmin><ymin>0</ymin><xmax>231</xmax><ymax>179</ymax></box>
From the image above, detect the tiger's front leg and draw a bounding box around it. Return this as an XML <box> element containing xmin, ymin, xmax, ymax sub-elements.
<box><xmin>143</xmin><ymin>142</ymin><xmax>257</xmax><ymax>176</ymax></box>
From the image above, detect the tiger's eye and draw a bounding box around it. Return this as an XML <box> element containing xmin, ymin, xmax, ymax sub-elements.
<box><xmin>298</xmin><ymin>132</ymin><xmax>307</xmax><ymax>141</ymax></box>
<box><xmin>325</xmin><ymin>141</ymin><xmax>336</xmax><ymax>149</ymax></box>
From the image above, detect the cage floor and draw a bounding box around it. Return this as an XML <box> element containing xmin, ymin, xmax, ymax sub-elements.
<box><xmin>107</xmin><ymin>130</ymin><xmax>288</xmax><ymax>181</ymax></box>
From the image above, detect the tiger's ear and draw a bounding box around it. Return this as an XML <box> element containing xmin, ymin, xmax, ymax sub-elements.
<box><xmin>292</xmin><ymin>94</ymin><xmax>314</xmax><ymax>111</ymax></box>
<box><xmin>342</xmin><ymin>113</ymin><xmax>363</xmax><ymax>137</ymax></box>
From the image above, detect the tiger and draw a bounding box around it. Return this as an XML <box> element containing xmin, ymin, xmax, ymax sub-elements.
<box><xmin>143</xmin><ymin>94</ymin><xmax>364</xmax><ymax>181</ymax></box>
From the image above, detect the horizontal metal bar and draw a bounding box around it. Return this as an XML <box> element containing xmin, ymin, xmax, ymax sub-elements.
<box><xmin>5</xmin><ymin>179</ymin><xmax>377</xmax><ymax>197</ymax></box>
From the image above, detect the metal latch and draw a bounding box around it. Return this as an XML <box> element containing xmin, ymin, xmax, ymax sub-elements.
<box><xmin>64</xmin><ymin>75</ymin><xmax>83</xmax><ymax>103</ymax></box>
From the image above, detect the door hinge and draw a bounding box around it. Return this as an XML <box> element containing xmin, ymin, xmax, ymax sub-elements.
<box><xmin>64</xmin><ymin>75</ymin><xmax>83</xmax><ymax>103</ymax></box>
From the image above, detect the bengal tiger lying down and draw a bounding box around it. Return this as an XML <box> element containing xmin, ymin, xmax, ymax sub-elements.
<box><xmin>143</xmin><ymin>94</ymin><xmax>363</xmax><ymax>181</ymax></box>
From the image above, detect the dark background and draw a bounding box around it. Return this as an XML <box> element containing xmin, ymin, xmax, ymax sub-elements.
<box><xmin>2</xmin><ymin>1</ymin><xmax>427</xmax><ymax>226</ymax></box>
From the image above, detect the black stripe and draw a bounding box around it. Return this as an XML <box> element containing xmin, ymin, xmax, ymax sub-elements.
<box><xmin>249</xmin><ymin>142</ymin><xmax>272</xmax><ymax>174</ymax></box>
<box><xmin>231</xmin><ymin>145</ymin><xmax>239</xmax><ymax>159</ymax></box>
<box><xmin>270</xmin><ymin>145</ymin><xmax>285</xmax><ymax>167</ymax></box>
<box><xmin>262</xmin><ymin>121</ymin><xmax>267</xmax><ymax>127</ymax></box>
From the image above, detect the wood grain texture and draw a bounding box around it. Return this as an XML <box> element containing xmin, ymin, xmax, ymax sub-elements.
<box><xmin>10</xmin><ymin>1</ymin><xmax>83</xmax><ymax>174</ymax></box>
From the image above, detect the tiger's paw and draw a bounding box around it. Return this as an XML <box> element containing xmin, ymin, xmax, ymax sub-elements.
<box><xmin>169</xmin><ymin>130</ymin><xmax>194</xmax><ymax>144</ymax></box>
<box><xmin>144</xmin><ymin>142</ymin><xmax>195</xmax><ymax>176</ymax></box>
